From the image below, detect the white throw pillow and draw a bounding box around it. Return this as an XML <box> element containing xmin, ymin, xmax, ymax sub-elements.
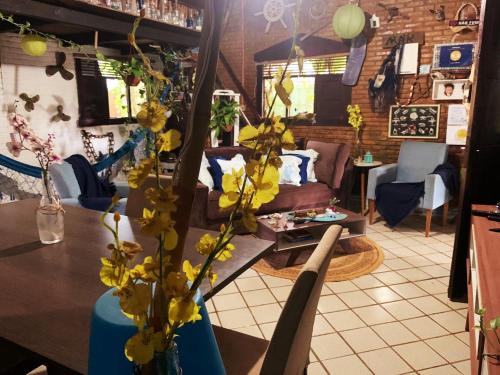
<box><xmin>217</xmin><ymin>153</ymin><xmax>246</xmax><ymax>176</ymax></box>
<box><xmin>282</xmin><ymin>148</ymin><xmax>319</xmax><ymax>182</ymax></box>
<box><xmin>278</xmin><ymin>155</ymin><xmax>302</xmax><ymax>186</ymax></box>
<box><xmin>198</xmin><ymin>152</ymin><xmax>214</xmax><ymax>190</ymax></box>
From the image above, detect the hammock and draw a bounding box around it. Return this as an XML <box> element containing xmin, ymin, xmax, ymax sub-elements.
<box><xmin>0</xmin><ymin>129</ymin><xmax>144</xmax><ymax>201</ymax></box>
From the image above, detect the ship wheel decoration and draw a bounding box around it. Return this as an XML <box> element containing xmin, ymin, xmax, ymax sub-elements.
<box><xmin>254</xmin><ymin>0</ymin><xmax>295</xmax><ymax>33</ymax></box>
<box><xmin>309</xmin><ymin>0</ymin><xmax>328</xmax><ymax>20</ymax></box>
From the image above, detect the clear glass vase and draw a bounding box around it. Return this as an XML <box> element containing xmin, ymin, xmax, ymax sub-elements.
<box><xmin>133</xmin><ymin>343</ymin><xmax>182</xmax><ymax>375</ymax></box>
<box><xmin>36</xmin><ymin>176</ymin><xmax>64</xmax><ymax>244</ymax></box>
<box><xmin>354</xmin><ymin>128</ymin><xmax>363</xmax><ymax>162</ymax></box>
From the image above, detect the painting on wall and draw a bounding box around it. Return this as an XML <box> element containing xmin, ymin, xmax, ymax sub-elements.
<box><xmin>432</xmin><ymin>79</ymin><xmax>468</xmax><ymax>101</ymax></box>
<box><xmin>388</xmin><ymin>105</ymin><xmax>440</xmax><ymax>139</ymax></box>
<box><xmin>432</xmin><ymin>43</ymin><xmax>475</xmax><ymax>71</ymax></box>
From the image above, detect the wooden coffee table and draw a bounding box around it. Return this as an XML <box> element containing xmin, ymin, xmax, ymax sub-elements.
<box><xmin>255</xmin><ymin>206</ymin><xmax>366</xmax><ymax>268</ymax></box>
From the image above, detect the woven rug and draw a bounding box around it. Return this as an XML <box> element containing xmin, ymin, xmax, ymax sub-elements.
<box><xmin>252</xmin><ymin>237</ymin><xmax>384</xmax><ymax>282</ymax></box>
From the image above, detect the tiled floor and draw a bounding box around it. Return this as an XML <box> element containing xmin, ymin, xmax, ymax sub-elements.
<box><xmin>208</xmin><ymin>214</ymin><xmax>471</xmax><ymax>375</ymax></box>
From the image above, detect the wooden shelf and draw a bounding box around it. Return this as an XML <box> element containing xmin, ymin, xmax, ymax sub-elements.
<box><xmin>0</xmin><ymin>0</ymin><xmax>201</xmax><ymax>48</ymax></box>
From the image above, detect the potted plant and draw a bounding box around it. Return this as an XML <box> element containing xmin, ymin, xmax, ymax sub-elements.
<box><xmin>97</xmin><ymin>52</ymin><xmax>144</xmax><ymax>86</ymax></box>
<box><xmin>209</xmin><ymin>98</ymin><xmax>239</xmax><ymax>146</ymax></box>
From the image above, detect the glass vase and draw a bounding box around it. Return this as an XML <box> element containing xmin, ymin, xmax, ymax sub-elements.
<box><xmin>354</xmin><ymin>128</ymin><xmax>363</xmax><ymax>162</ymax></box>
<box><xmin>133</xmin><ymin>343</ymin><xmax>182</xmax><ymax>375</ymax></box>
<box><xmin>36</xmin><ymin>176</ymin><xmax>64</xmax><ymax>244</ymax></box>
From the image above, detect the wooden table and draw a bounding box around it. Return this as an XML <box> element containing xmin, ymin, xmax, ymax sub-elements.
<box><xmin>353</xmin><ymin>160</ymin><xmax>382</xmax><ymax>215</ymax></box>
<box><xmin>0</xmin><ymin>199</ymin><xmax>273</xmax><ymax>374</ymax></box>
<box><xmin>255</xmin><ymin>206</ymin><xmax>365</xmax><ymax>268</ymax></box>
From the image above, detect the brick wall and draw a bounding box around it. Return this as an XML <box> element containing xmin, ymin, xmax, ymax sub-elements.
<box><xmin>218</xmin><ymin>0</ymin><xmax>479</xmax><ymax>164</ymax></box>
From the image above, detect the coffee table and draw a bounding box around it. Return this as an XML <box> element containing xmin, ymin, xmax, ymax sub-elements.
<box><xmin>255</xmin><ymin>206</ymin><xmax>366</xmax><ymax>268</ymax></box>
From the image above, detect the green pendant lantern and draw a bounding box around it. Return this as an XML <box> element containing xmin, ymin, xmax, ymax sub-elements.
<box><xmin>20</xmin><ymin>34</ymin><xmax>48</xmax><ymax>57</ymax></box>
<box><xmin>332</xmin><ymin>3</ymin><xmax>366</xmax><ymax>39</ymax></box>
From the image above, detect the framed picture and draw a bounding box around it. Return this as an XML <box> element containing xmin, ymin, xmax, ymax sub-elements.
<box><xmin>388</xmin><ymin>105</ymin><xmax>440</xmax><ymax>139</ymax></box>
<box><xmin>432</xmin><ymin>43</ymin><xmax>475</xmax><ymax>70</ymax></box>
<box><xmin>432</xmin><ymin>79</ymin><xmax>468</xmax><ymax>100</ymax></box>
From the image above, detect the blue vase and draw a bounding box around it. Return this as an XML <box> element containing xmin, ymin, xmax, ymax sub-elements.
<box><xmin>88</xmin><ymin>288</ymin><xmax>225</xmax><ymax>375</ymax></box>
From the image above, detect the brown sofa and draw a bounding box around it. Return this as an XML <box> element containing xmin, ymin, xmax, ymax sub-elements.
<box><xmin>189</xmin><ymin>140</ymin><xmax>354</xmax><ymax>230</ymax></box>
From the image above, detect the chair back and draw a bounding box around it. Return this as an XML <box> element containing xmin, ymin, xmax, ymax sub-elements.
<box><xmin>396</xmin><ymin>142</ymin><xmax>448</xmax><ymax>182</ymax></box>
<box><xmin>260</xmin><ymin>225</ymin><xmax>342</xmax><ymax>375</ymax></box>
<box><xmin>49</xmin><ymin>161</ymin><xmax>81</xmax><ymax>199</ymax></box>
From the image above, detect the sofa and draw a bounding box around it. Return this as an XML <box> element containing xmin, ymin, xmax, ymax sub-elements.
<box><xmin>189</xmin><ymin>140</ymin><xmax>354</xmax><ymax>230</ymax></box>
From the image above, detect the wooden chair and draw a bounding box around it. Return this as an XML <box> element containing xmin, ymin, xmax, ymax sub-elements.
<box><xmin>213</xmin><ymin>225</ymin><xmax>342</xmax><ymax>375</ymax></box>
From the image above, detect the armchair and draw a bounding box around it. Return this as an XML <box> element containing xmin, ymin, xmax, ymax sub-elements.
<box><xmin>367</xmin><ymin>142</ymin><xmax>450</xmax><ymax>236</ymax></box>
<box><xmin>49</xmin><ymin>160</ymin><xmax>128</xmax><ymax>214</ymax></box>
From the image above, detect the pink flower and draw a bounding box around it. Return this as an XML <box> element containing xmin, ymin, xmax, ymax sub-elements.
<box><xmin>49</xmin><ymin>154</ymin><xmax>62</xmax><ymax>163</ymax></box>
<box><xmin>20</xmin><ymin>129</ymin><xmax>31</xmax><ymax>140</ymax></box>
<box><xmin>6</xmin><ymin>141</ymin><xmax>22</xmax><ymax>157</ymax></box>
<box><xmin>9</xmin><ymin>113</ymin><xmax>27</xmax><ymax>129</ymax></box>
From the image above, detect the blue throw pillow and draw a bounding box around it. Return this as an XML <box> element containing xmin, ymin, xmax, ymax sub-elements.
<box><xmin>287</xmin><ymin>154</ymin><xmax>310</xmax><ymax>184</ymax></box>
<box><xmin>208</xmin><ymin>156</ymin><xmax>227</xmax><ymax>190</ymax></box>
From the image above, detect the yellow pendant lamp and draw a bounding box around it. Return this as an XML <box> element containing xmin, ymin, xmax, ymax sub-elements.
<box><xmin>20</xmin><ymin>34</ymin><xmax>48</xmax><ymax>57</ymax></box>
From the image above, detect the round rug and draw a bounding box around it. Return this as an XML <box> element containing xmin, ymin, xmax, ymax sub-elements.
<box><xmin>252</xmin><ymin>237</ymin><xmax>384</xmax><ymax>282</ymax></box>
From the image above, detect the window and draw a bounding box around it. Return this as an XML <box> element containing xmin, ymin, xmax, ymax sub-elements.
<box><xmin>75</xmin><ymin>56</ymin><xmax>144</xmax><ymax>127</ymax></box>
<box><xmin>259</xmin><ymin>54</ymin><xmax>352</xmax><ymax>125</ymax></box>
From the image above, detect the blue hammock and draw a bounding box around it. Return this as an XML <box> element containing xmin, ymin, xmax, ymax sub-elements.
<box><xmin>0</xmin><ymin>128</ymin><xmax>144</xmax><ymax>178</ymax></box>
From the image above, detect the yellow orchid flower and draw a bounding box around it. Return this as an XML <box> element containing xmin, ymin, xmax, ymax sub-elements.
<box><xmin>164</xmin><ymin>271</ymin><xmax>189</xmax><ymax>298</ymax></box>
<box><xmin>157</xmin><ymin>129</ymin><xmax>182</xmax><ymax>153</ymax></box>
<box><xmin>196</xmin><ymin>233</ymin><xmax>217</xmax><ymax>256</ymax></box>
<box><xmin>139</xmin><ymin>209</ymin><xmax>178</xmax><ymax>250</ymax></box>
<box><xmin>124</xmin><ymin>328</ymin><xmax>164</xmax><ymax>365</ymax></box>
<box><xmin>99</xmin><ymin>257</ymin><xmax>129</xmax><ymax>287</ymax></box>
<box><xmin>207</xmin><ymin>267</ymin><xmax>218</xmax><ymax>287</ymax></box>
<box><xmin>136</xmin><ymin>99</ymin><xmax>167</xmax><ymax>133</ymax></box>
<box><xmin>241</xmin><ymin>210</ymin><xmax>258</xmax><ymax>232</ymax></box>
<box><xmin>215</xmin><ymin>242</ymin><xmax>235</xmax><ymax>262</ymax></box>
<box><xmin>113</xmin><ymin>283</ymin><xmax>151</xmax><ymax>316</ymax></box>
<box><xmin>250</xmin><ymin>165</ymin><xmax>279</xmax><ymax>209</ymax></box>
<box><xmin>145</xmin><ymin>186</ymin><xmax>178</xmax><ymax>214</ymax></box>
<box><xmin>128</xmin><ymin>158</ymin><xmax>153</xmax><ymax>189</ymax></box>
<box><xmin>238</xmin><ymin>124</ymin><xmax>260</xmax><ymax>149</ymax></box>
<box><xmin>168</xmin><ymin>297</ymin><xmax>201</xmax><ymax>325</ymax></box>
<box><xmin>119</xmin><ymin>240</ymin><xmax>143</xmax><ymax>260</ymax></box>
<box><xmin>130</xmin><ymin>256</ymin><xmax>158</xmax><ymax>282</ymax></box>
<box><xmin>183</xmin><ymin>260</ymin><xmax>201</xmax><ymax>282</ymax></box>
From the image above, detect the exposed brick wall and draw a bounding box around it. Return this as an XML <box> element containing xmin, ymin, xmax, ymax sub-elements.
<box><xmin>219</xmin><ymin>0</ymin><xmax>479</xmax><ymax>164</ymax></box>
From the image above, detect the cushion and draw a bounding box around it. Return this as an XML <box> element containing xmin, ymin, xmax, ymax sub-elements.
<box><xmin>306</xmin><ymin>141</ymin><xmax>341</xmax><ymax>188</ymax></box>
<box><xmin>208</xmin><ymin>156</ymin><xmax>226</xmax><ymax>191</ymax></box>
<box><xmin>198</xmin><ymin>152</ymin><xmax>214</xmax><ymax>191</ymax></box>
<box><xmin>286</xmin><ymin>154</ymin><xmax>310</xmax><ymax>184</ymax></box>
<box><xmin>49</xmin><ymin>161</ymin><xmax>82</xmax><ymax>199</ymax></box>
<box><xmin>282</xmin><ymin>148</ymin><xmax>318</xmax><ymax>182</ymax></box>
<box><xmin>397</xmin><ymin>142</ymin><xmax>449</xmax><ymax>182</ymax></box>
<box><xmin>278</xmin><ymin>155</ymin><xmax>302</xmax><ymax>186</ymax></box>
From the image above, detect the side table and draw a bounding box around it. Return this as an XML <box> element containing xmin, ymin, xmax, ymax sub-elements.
<box><xmin>354</xmin><ymin>160</ymin><xmax>383</xmax><ymax>215</ymax></box>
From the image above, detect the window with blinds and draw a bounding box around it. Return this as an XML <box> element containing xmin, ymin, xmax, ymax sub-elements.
<box><xmin>260</xmin><ymin>54</ymin><xmax>351</xmax><ymax>126</ymax></box>
<box><xmin>75</xmin><ymin>56</ymin><xmax>143</xmax><ymax>127</ymax></box>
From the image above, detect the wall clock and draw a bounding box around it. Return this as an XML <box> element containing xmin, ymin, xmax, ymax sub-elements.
<box><xmin>254</xmin><ymin>0</ymin><xmax>295</xmax><ymax>33</ymax></box>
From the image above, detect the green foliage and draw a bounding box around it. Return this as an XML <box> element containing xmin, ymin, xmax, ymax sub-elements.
<box><xmin>96</xmin><ymin>52</ymin><xmax>144</xmax><ymax>81</ymax></box>
<box><xmin>209</xmin><ymin>98</ymin><xmax>239</xmax><ymax>138</ymax></box>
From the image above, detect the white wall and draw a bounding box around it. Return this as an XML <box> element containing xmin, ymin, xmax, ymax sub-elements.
<box><xmin>0</xmin><ymin>34</ymin><xmax>134</xmax><ymax>166</ymax></box>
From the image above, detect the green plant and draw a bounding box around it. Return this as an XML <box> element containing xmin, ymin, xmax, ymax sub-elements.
<box><xmin>476</xmin><ymin>308</ymin><xmax>500</xmax><ymax>361</ymax></box>
<box><xmin>209</xmin><ymin>98</ymin><xmax>239</xmax><ymax>138</ymax></box>
<box><xmin>96</xmin><ymin>52</ymin><xmax>144</xmax><ymax>81</ymax></box>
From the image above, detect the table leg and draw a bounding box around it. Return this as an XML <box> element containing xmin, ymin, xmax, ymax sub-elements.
<box><xmin>360</xmin><ymin>170</ymin><xmax>366</xmax><ymax>215</ymax></box>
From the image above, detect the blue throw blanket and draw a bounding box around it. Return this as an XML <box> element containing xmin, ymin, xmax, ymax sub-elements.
<box><xmin>375</xmin><ymin>163</ymin><xmax>458</xmax><ymax>227</ymax></box>
<box><xmin>66</xmin><ymin>155</ymin><xmax>116</xmax><ymax>211</ymax></box>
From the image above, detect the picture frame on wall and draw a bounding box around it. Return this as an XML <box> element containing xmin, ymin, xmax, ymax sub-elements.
<box><xmin>432</xmin><ymin>42</ymin><xmax>475</xmax><ymax>70</ymax></box>
<box><xmin>388</xmin><ymin>105</ymin><xmax>440</xmax><ymax>139</ymax></box>
<box><xmin>432</xmin><ymin>79</ymin><xmax>468</xmax><ymax>101</ymax></box>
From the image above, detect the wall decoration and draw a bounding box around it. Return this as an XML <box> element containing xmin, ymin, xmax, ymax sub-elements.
<box><xmin>254</xmin><ymin>0</ymin><xmax>295</xmax><ymax>33</ymax></box>
<box><xmin>382</xmin><ymin>32</ymin><xmax>424</xmax><ymax>49</ymax></box>
<box><xmin>46</xmin><ymin>52</ymin><xmax>74</xmax><ymax>80</ymax></box>
<box><xmin>446</xmin><ymin>104</ymin><xmax>468</xmax><ymax>145</ymax></box>
<box><xmin>19</xmin><ymin>93</ymin><xmax>40</xmax><ymax>112</ymax></box>
<box><xmin>342</xmin><ymin>34</ymin><xmax>367</xmax><ymax>86</ymax></box>
<box><xmin>432</xmin><ymin>79</ymin><xmax>468</xmax><ymax>101</ymax></box>
<box><xmin>449</xmin><ymin>3</ymin><xmax>479</xmax><ymax>33</ymax></box>
<box><xmin>20</xmin><ymin>34</ymin><xmax>47</xmax><ymax>57</ymax></box>
<box><xmin>388</xmin><ymin>105</ymin><xmax>440</xmax><ymax>139</ymax></box>
<box><xmin>398</xmin><ymin>43</ymin><xmax>419</xmax><ymax>75</ymax></box>
<box><xmin>429</xmin><ymin>4</ymin><xmax>445</xmax><ymax>21</ymax></box>
<box><xmin>51</xmin><ymin>105</ymin><xmax>71</xmax><ymax>122</ymax></box>
<box><xmin>432</xmin><ymin>43</ymin><xmax>475</xmax><ymax>71</ymax></box>
<box><xmin>419</xmin><ymin>64</ymin><xmax>431</xmax><ymax>75</ymax></box>
<box><xmin>377</xmin><ymin>3</ymin><xmax>409</xmax><ymax>23</ymax></box>
<box><xmin>332</xmin><ymin>3</ymin><xmax>366</xmax><ymax>40</ymax></box>
<box><xmin>309</xmin><ymin>0</ymin><xmax>328</xmax><ymax>20</ymax></box>
<box><xmin>369</xmin><ymin>14</ymin><xmax>380</xmax><ymax>28</ymax></box>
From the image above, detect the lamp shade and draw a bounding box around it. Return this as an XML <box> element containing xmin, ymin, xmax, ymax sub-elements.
<box><xmin>332</xmin><ymin>4</ymin><xmax>366</xmax><ymax>40</ymax></box>
<box><xmin>20</xmin><ymin>34</ymin><xmax>47</xmax><ymax>57</ymax></box>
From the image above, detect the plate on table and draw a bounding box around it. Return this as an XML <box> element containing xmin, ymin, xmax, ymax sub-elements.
<box><xmin>311</xmin><ymin>213</ymin><xmax>348</xmax><ymax>222</ymax></box>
